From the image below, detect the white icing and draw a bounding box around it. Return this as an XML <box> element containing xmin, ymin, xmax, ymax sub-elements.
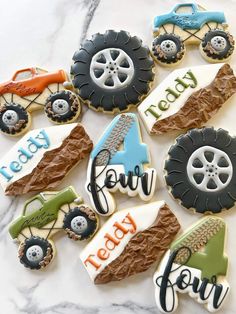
<box><xmin>0</xmin><ymin>123</ymin><xmax>77</xmax><ymax>191</ymax></box>
<box><xmin>153</xmin><ymin>250</ymin><xmax>230</xmax><ymax>313</ymax></box>
<box><xmin>80</xmin><ymin>201</ymin><xmax>165</xmax><ymax>281</ymax></box>
<box><xmin>138</xmin><ymin>64</ymin><xmax>224</xmax><ymax>133</ymax></box>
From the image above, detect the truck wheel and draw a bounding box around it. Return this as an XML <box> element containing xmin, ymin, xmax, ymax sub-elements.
<box><xmin>18</xmin><ymin>236</ymin><xmax>53</xmax><ymax>270</ymax></box>
<box><xmin>0</xmin><ymin>103</ymin><xmax>30</xmax><ymax>136</ymax></box>
<box><xmin>201</xmin><ymin>29</ymin><xmax>234</xmax><ymax>61</ymax></box>
<box><xmin>44</xmin><ymin>90</ymin><xmax>81</xmax><ymax>124</ymax></box>
<box><xmin>63</xmin><ymin>205</ymin><xmax>98</xmax><ymax>241</ymax></box>
<box><xmin>165</xmin><ymin>127</ymin><xmax>236</xmax><ymax>214</ymax></box>
<box><xmin>71</xmin><ymin>30</ymin><xmax>154</xmax><ymax>113</ymax></box>
<box><xmin>152</xmin><ymin>33</ymin><xmax>185</xmax><ymax>65</ymax></box>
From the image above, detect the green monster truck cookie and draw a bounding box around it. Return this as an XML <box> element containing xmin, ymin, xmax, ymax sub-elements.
<box><xmin>9</xmin><ymin>186</ymin><xmax>99</xmax><ymax>270</ymax></box>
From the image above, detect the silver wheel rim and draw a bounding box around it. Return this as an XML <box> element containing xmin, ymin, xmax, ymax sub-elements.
<box><xmin>26</xmin><ymin>245</ymin><xmax>44</xmax><ymax>263</ymax></box>
<box><xmin>90</xmin><ymin>48</ymin><xmax>134</xmax><ymax>89</ymax></box>
<box><xmin>2</xmin><ymin>110</ymin><xmax>19</xmax><ymax>126</ymax></box>
<box><xmin>52</xmin><ymin>99</ymin><xmax>70</xmax><ymax>114</ymax></box>
<box><xmin>71</xmin><ymin>216</ymin><xmax>88</xmax><ymax>234</ymax></box>
<box><xmin>160</xmin><ymin>40</ymin><xmax>177</xmax><ymax>56</ymax></box>
<box><xmin>187</xmin><ymin>146</ymin><xmax>232</xmax><ymax>192</ymax></box>
<box><xmin>210</xmin><ymin>36</ymin><xmax>227</xmax><ymax>51</ymax></box>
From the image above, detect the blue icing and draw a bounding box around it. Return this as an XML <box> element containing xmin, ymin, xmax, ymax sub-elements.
<box><xmin>153</xmin><ymin>3</ymin><xmax>226</xmax><ymax>31</ymax></box>
<box><xmin>91</xmin><ymin>113</ymin><xmax>149</xmax><ymax>175</ymax></box>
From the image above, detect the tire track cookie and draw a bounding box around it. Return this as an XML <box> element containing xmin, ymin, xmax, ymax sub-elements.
<box><xmin>80</xmin><ymin>201</ymin><xmax>180</xmax><ymax>284</ymax></box>
<box><xmin>9</xmin><ymin>186</ymin><xmax>98</xmax><ymax>270</ymax></box>
<box><xmin>138</xmin><ymin>63</ymin><xmax>236</xmax><ymax>134</ymax></box>
<box><xmin>85</xmin><ymin>113</ymin><xmax>157</xmax><ymax>216</ymax></box>
<box><xmin>0</xmin><ymin>123</ymin><xmax>93</xmax><ymax>195</ymax></box>
<box><xmin>165</xmin><ymin>127</ymin><xmax>236</xmax><ymax>214</ymax></box>
<box><xmin>71</xmin><ymin>30</ymin><xmax>154</xmax><ymax>113</ymax></box>
<box><xmin>153</xmin><ymin>216</ymin><xmax>229</xmax><ymax>313</ymax></box>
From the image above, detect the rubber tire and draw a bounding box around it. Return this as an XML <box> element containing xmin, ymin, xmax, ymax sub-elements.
<box><xmin>201</xmin><ymin>29</ymin><xmax>234</xmax><ymax>61</ymax></box>
<box><xmin>152</xmin><ymin>33</ymin><xmax>185</xmax><ymax>65</ymax></box>
<box><xmin>63</xmin><ymin>205</ymin><xmax>98</xmax><ymax>240</ymax></box>
<box><xmin>0</xmin><ymin>103</ymin><xmax>29</xmax><ymax>135</ymax></box>
<box><xmin>71</xmin><ymin>30</ymin><xmax>154</xmax><ymax>113</ymax></box>
<box><xmin>45</xmin><ymin>90</ymin><xmax>80</xmax><ymax>123</ymax></box>
<box><xmin>165</xmin><ymin>127</ymin><xmax>236</xmax><ymax>214</ymax></box>
<box><xmin>19</xmin><ymin>236</ymin><xmax>53</xmax><ymax>270</ymax></box>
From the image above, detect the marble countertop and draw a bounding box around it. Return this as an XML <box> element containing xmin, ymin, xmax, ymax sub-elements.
<box><xmin>1</xmin><ymin>0</ymin><xmax>236</xmax><ymax>313</ymax></box>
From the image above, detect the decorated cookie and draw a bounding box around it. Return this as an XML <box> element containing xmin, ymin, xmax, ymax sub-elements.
<box><xmin>0</xmin><ymin>123</ymin><xmax>93</xmax><ymax>195</ymax></box>
<box><xmin>138</xmin><ymin>63</ymin><xmax>236</xmax><ymax>134</ymax></box>
<box><xmin>9</xmin><ymin>186</ymin><xmax>99</xmax><ymax>270</ymax></box>
<box><xmin>153</xmin><ymin>216</ymin><xmax>229</xmax><ymax>313</ymax></box>
<box><xmin>165</xmin><ymin>127</ymin><xmax>236</xmax><ymax>214</ymax></box>
<box><xmin>71</xmin><ymin>30</ymin><xmax>154</xmax><ymax>113</ymax></box>
<box><xmin>0</xmin><ymin>67</ymin><xmax>81</xmax><ymax>136</ymax></box>
<box><xmin>85</xmin><ymin>113</ymin><xmax>157</xmax><ymax>216</ymax></box>
<box><xmin>152</xmin><ymin>3</ymin><xmax>234</xmax><ymax>66</ymax></box>
<box><xmin>80</xmin><ymin>201</ymin><xmax>180</xmax><ymax>284</ymax></box>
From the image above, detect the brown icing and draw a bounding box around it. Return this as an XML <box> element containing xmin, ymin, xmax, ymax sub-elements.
<box><xmin>94</xmin><ymin>204</ymin><xmax>180</xmax><ymax>284</ymax></box>
<box><xmin>151</xmin><ymin>64</ymin><xmax>236</xmax><ymax>135</ymax></box>
<box><xmin>6</xmin><ymin>124</ymin><xmax>93</xmax><ymax>195</ymax></box>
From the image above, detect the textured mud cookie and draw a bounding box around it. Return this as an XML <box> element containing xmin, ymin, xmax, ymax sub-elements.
<box><xmin>71</xmin><ymin>30</ymin><xmax>154</xmax><ymax>113</ymax></box>
<box><xmin>153</xmin><ymin>216</ymin><xmax>229</xmax><ymax>313</ymax></box>
<box><xmin>0</xmin><ymin>123</ymin><xmax>93</xmax><ymax>195</ymax></box>
<box><xmin>152</xmin><ymin>3</ymin><xmax>234</xmax><ymax>66</ymax></box>
<box><xmin>9</xmin><ymin>186</ymin><xmax>99</xmax><ymax>270</ymax></box>
<box><xmin>80</xmin><ymin>201</ymin><xmax>180</xmax><ymax>284</ymax></box>
<box><xmin>0</xmin><ymin>67</ymin><xmax>81</xmax><ymax>136</ymax></box>
<box><xmin>86</xmin><ymin>113</ymin><xmax>157</xmax><ymax>216</ymax></box>
<box><xmin>165</xmin><ymin>127</ymin><xmax>236</xmax><ymax>214</ymax></box>
<box><xmin>138</xmin><ymin>63</ymin><xmax>236</xmax><ymax>134</ymax></box>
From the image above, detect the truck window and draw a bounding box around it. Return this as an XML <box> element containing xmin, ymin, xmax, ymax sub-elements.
<box><xmin>14</xmin><ymin>70</ymin><xmax>33</xmax><ymax>81</ymax></box>
<box><xmin>24</xmin><ymin>199</ymin><xmax>43</xmax><ymax>215</ymax></box>
<box><xmin>175</xmin><ymin>5</ymin><xmax>194</xmax><ymax>15</ymax></box>
<box><xmin>40</xmin><ymin>192</ymin><xmax>57</xmax><ymax>201</ymax></box>
<box><xmin>36</xmin><ymin>68</ymin><xmax>47</xmax><ymax>75</ymax></box>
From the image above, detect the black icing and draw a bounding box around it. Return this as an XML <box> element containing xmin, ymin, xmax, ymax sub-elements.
<box><xmin>71</xmin><ymin>30</ymin><xmax>154</xmax><ymax>112</ymax></box>
<box><xmin>165</xmin><ymin>127</ymin><xmax>236</xmax><ymax>214</ymax></box>
<box><xmin>63</xmin><ymin>205</ymin><xmax>98</xmax><ymax>240</ymax></box>
<box><xmin>201</xmin><ymin>29</ymin><xmax>234</xmax><ymax>60</ymax></box>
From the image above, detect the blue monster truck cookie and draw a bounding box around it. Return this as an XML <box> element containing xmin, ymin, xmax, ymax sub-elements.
<box><xmin>152</xmin><ymin>3</ymin><xmax>234</xmax><ymax>66</ymax></box>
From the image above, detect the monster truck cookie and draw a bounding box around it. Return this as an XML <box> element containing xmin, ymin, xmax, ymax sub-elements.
<box><xmin>71</xmin><ymin>30</ymin><xmax>154</xmax><ymax>113</ymax></box>
<box><xmin>80</xmin><ymin>201</ymin><xmax>180</xmax><ymax>284</ymax></box>
<box><xmin>165</xmin><ymin>127</ymin><xmax>236</xmax><ymax>214</ymax></box>
<box><xmin>152</xmin><ymin>3</ymin><xmax>234</xmax><ymax>66</ymax></box>
<box><xmin>153</xmin><ymin>216</ymin><xmax>229</xmax><ymax>313</ymax></box>
<box><xmin>9</xmin><ymin>186</ymin><xmax>99</xmax><ymax>270</ymax></box>
<box><xmin>138</xmin><ymin>63</ymin><xmax>236</xmax><ymax>134</ymax></box>
<box><xmin>0</xmin><ymin>67</ymin><xmax>81</xmax><ymax>136</ymax></box>
<box><xmin>0</xmin><ymin>123</ymin><xmax>93</xmax><ymax>195</ymax></box>
<box><xmin>85</xmin><ymin>113</ymin><xmax>157</xmax><ymax>216</ymax></box>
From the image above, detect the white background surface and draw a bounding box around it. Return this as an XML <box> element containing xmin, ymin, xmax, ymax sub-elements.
<box><xmin>0</xmin><ymin>0</ymin><xmax>236</xmax><ymax>313</ymax></box>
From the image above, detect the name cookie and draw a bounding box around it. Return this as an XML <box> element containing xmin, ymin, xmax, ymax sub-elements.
<box><xmin>71</xmin><ymin>30</ymin><xmax>154</xmax><ymax>113</ymax></box>
<box><xmin>0</xmin><ymin>67</ymin><xmax>81</xmax><ymax>136</ymax></box>
<box><xmin>80</xmin><ymin>201</ymin><xmax>180</xmax><ymax>284</ymax></box>
<box><xmin>85</xmin><ymin>113</ymin><xmax>157</xmax><ymax>216</ymax></box>
<box><xmin>152</xmin><ymin>3</ymin><xmax>234</xmax><ymax>66</ymax></box>
<box><xmin>0</xmin><ymin>123</ymin><xmax>93</xmax><ymax>195</ymax></box>
<box><xmin>138</xmin><ymin>63</ymin><xmax>236</xmax><ymax>134</ymax></box>
<box><xmin>153</xmin><ymin>216</ymin><xmax>229</xmax><ymax>313</ymax></box>
<box><xmin>9</xmin><ymin>186</ymin><xmax>99</xmax><ymax>270</ymax></box>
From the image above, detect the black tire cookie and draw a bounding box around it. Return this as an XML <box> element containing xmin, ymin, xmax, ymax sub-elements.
<box><xmin>18</xmin><ymin>236</ymin><xmax>53</xmax><ymax>270</ymax></box>
<box><xmin>63</xmin><ymin>205</ymin><xmax>98</xmax><ymax>240</ymax></box>
<box><xmin>165</xmin><ymin>127</ymin><xmax>236</xmax><ymax>214</ymax></box>
<box><xmin>0</xmin><ymin>103</ymin><xmax>30</xmax><ymax>136</ymax></box>
<box><xmin>201</xmin><ymin>29</ymin><xmax>234</xmax><ymax>61</ymax></box>
<box><xmin>152</xmin><ymin>33</ymin><xmax>185</xmax><ymax>65</ymax></box>
<box><xmin>71</xmin><ymin>30</ymin><xmax>154</xmax><ymax>113</ymax></box>
<box><xmin>45</xmin><ymin>90</ymin><xmax>81</xmax><ymax>123</ymax></box>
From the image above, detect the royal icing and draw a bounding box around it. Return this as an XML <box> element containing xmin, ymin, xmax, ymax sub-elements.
<box><xmin>85</xmin><ymin>113</ymin><xmax>157</xmax><ymax>216</ymax></box>
<box><xmin>153</xmin><ymin>216</ymin><xmax>229</xmax><ymax>313</ymax></box>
